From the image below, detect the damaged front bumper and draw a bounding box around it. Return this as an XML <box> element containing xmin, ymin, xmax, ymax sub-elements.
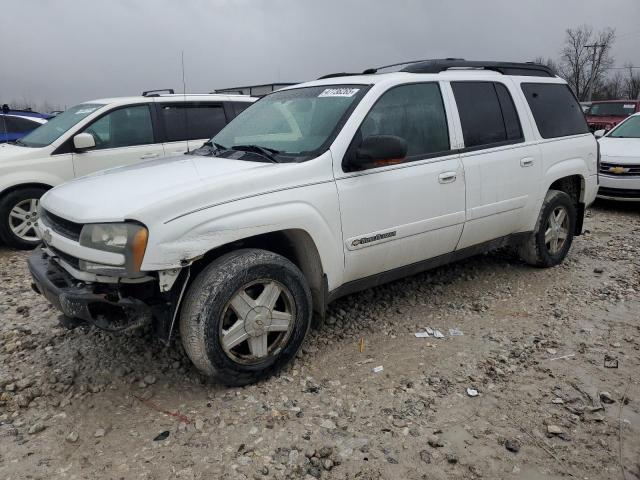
<box><xmin>28</xmin><ymin>247</ymin><xmax>163</xmax><ymax>333</ymax></box>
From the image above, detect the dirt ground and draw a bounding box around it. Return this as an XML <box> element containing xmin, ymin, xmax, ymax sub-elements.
<box><xmin>0</xmin><ymin>200</ymin><xmax>639</xmax><ymax>480</ymax></box>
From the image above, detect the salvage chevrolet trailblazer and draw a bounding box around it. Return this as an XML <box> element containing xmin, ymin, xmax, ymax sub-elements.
<box><xmin>29</xmin><ymin>60</ymin><xmax>599</xmax><ymax>385</ymax></box>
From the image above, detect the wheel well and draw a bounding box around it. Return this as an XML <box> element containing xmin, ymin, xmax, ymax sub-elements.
<box><xmin>190</xmin><ymin>229</ymin><xmax>326</xmax><ymax>316</ymax></box>
<box><xmin>0</xmin><ymin>183</ymin><xmax>52</xmax><ymax>199</ymax></box>
<box><xmin>549</xmin><ymin>175</ymin><xmax>585</xmax><ymax>235</ymax></box>
<box><xmin>549</xmin><ymin>175</ymin><xmax>583</xmax><ymax>203</ymax></box>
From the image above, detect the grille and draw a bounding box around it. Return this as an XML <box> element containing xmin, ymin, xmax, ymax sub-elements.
<box><xmin>598</xmin><ymin>186</ymin><xmax>640</xmax><ymax>199</ymax></box>
<box><xmin>600</xmin><ymin>162</ymin><xmax>640</xmax><ymax>177</ymax></box>
<box><xmin>589</xmin><ymin>122</ymin><xmax>609</xmax><ymax>132</ymax></box>
<box><xmin>49</xmin><ymin>246</ymin><xmax>81</xmax><ymax>269</ymax></box>
<box><xmin>40</xmin><ymin>209</ymin><xmax>83</xmax><ymax>241</ymax></box>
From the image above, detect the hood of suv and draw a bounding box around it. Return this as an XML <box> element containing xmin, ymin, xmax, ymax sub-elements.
<box><xmin>586</xmin><ymin>115</ymin><xmax>626</xmax><ymax>129</ymax></box>
<box><xmin>42</xmin><ymin>155</ymin><xmax>278</xmax><ymax>223</ymax></box>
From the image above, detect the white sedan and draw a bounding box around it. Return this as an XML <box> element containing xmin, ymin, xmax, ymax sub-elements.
<box><xmin>596</xmin><ymin>113</ymin><xmax>640</xmax><ymax>201</ymax></box>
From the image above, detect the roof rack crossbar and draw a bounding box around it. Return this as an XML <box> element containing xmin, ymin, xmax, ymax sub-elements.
<box><xmin>142</xmin><ymin>89</ymin><xmax>175</xmax><ymax>97</ymax></box>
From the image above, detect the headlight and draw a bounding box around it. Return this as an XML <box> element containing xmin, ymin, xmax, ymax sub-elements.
<box><xmin>79</xmin><ymin>223</ymin><xmax>148</xmax><ymax>275</ymax></box>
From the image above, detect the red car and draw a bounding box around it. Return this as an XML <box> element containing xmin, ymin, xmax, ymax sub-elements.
<box><xmin>585</xmin><ymin>100</ymin><xmax>640</xmax><ymax>132</ymax></box>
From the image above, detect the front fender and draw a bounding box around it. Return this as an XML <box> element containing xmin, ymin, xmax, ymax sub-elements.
<box><xmin>140</xmin><ymin>183</ymin><xmax>344</xmax><ymax>289</ymax></box>
<box><xmin>0</xmin><ymin>166</ymin><xmax>73</xmax><ymax>197</ymax></box>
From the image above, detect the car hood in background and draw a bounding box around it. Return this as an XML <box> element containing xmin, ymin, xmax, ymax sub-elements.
<box><xmin>598</xmin><ymin>137</ymin><xmax>640</xmax><ymax>162</ymax></box>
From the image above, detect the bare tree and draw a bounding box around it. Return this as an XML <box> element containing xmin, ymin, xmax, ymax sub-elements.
<box><xmin>558</xmin><ymin>25</ymin><xmax>616</xmax><ymax>101</ymax></box>
<box><xmin>597</xmin><ymin>71</ymin><xmax>624</xmax><ymax>99</ymax></box>
<box><xmin>624</xmin><ymin>64</ymin><xmax>640</xmax><ymax>99</ymax></box>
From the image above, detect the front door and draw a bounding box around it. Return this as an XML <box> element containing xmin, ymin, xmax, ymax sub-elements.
<box><xmin>72</xmin><ymin>104</ymin><xmax>164</xmax><ymax>177</ymax></box>
<box><xmin>335</xmin><ymin>82</ymin><xmax>466</xmax><ymax>283</ymax></box>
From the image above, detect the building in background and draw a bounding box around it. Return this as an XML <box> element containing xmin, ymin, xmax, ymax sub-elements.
<box><xmin>213</xmin><ymin>83</ymin><xmax>298</xmax><ymax>97</ymax></box>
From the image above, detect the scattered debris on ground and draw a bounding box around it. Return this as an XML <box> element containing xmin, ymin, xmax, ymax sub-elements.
<box><xmin>0</xmin><ymin>201</ymin><xmax>638</xmax><ymax>479</ymax></box>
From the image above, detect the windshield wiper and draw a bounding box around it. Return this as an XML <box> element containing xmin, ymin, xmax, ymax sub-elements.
<box><xmin>190</xmin><ymin>141</ymin><xmax>228</xmax><ymax>156</ymax></box>
<box><xmin>231</xmin><ymin>144</ymin><xmax>280</xmax><ymax>163</ymax></box>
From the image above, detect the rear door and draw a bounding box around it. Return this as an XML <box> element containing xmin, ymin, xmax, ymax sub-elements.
<box><xmin>335</xmin><ymin>82</ymin><xmax>466</xmax><ymax>283</ymax></box>
<box><xmin>450</xmin><ymin>80</ymin><xmax>542</xmax><ymax>249</ymax></box>
<box><xmin>72</xmin><ymin>104</ymin><xmax>165</xmax><ymax>177</ymax></box>
<box><xmin>157</xmin><ymin>102</ymin><xmax>228</xmax><ymax>155</ymax></box>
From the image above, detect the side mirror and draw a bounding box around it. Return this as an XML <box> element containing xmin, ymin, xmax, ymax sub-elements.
<box><xmin>349</xmin><ymin>135</ymin><xmax>408</xmax><ymax>170</ymax></box>
<box><xmin>73</xmin><ymin>132</ymin><xmax>96</xmax><ymax>150</ymax></box>
<box><xmin>593</xmin><ymin>129</ymin><xmax>606</xmax><ymax>139</ymax></box>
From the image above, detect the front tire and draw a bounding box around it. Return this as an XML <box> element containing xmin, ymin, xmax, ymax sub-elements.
<box><xmin>519</xmin><ymin>190</ymin><xmax>577</xmax><ymax>268</ymax></box>
<box><xmin>179</xmin><ymin>249</ymin><xmax>312</xmax><ymax>386</ymax></box>
<box><xmin>0</xmin><ymin>187</ymin><xmax>47</xmax><ymax>249</ymax></box>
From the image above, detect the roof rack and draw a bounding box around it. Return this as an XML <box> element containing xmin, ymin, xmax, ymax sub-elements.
<box><xmin>400</xmin><ymin>59</ymin><xmax>553</xmax><ymax>77</ymax></box>
<box><xmin>317</xmin><ymin>72</ymin><xmax>362</xmax><ymax>80</ymax></box>
<box><xmin>317</xmin><ymin>58</ymin><xmax>554</xmax><ymax>80</ymax></box>
<box><xmin>142</xmin><ymin>89</ymin><xmax>175</xmax><ymax>97</ymax></box>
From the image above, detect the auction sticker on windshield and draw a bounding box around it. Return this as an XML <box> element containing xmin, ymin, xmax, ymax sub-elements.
<box><xmin>319</xmin><ymin>88</ymin><xmax>360</xmax><ymax>98</ymax></box>
<box><xmin>75</xmin><ymin>107</ymin><xmax>99</xmax><ymax>115</ymax></box>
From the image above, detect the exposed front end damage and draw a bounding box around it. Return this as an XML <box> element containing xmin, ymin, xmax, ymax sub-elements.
<box><xmin>28</xmin><ymin>247</ymin><xmax>187</xmax><ymax>342</ymax></box>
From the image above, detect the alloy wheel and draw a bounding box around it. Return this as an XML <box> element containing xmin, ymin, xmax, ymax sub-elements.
<box><xmin>220</xmin><ymin>279</ymin><xmax>295</xmax><ymax>364</ymax></box>
<box><xmin>544</xmin><ymin>206</ymin><xmax>569</xmax><ymax>255</ymax></box>
<box><xmin>9</xmin><ymin>198</ymin><xmax>40</xmax><ymax>242</ymax></box>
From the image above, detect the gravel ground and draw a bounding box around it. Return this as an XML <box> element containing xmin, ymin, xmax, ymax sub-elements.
<box><xmin>0</xmin><ymin>200</ymin><xmax>639</xmax><ymax>480</ymax></box>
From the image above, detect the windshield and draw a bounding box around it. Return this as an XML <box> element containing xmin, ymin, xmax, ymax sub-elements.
<box><xmin>608</xmin><ymin>115</ymin><xmax>640</xmax><ymax>138</ymax></box>
<box><xmin>587</xmin><ymin>102</ymin><xmax>637</xmax><ymax>117</ymax></box>
<box><xmin>17</xmin><ymin>103</ymin><xmax>105</xmax><ymax>147</ymax></box>
<box><xmin>211</xmin><ymin>85</ymin><xmax>368</xmax><ymax>160</ymax></box>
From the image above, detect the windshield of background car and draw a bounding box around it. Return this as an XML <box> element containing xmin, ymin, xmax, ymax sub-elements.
<box><xmin>608</xmin><ymin>115</ymin><xmax>640</xmax><ymax>138</ymax></box>
<box><xmin>17</xmin><ymin>103</ymin><xmax>105</xmax><ymax>147</ymax></box>
<box><xmin>587</xmin><ymin>102</ymin><xmax>637</xmax><ymax>117</ymax></box>
<box><xmin>212</xmin><ymin>85</ymin><xmax>369</xmax><ymax>160</ymax></box>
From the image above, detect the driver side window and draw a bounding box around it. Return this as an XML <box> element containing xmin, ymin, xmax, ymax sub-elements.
<box><xmin>354</xmin><ymin>83</ymin><xmax>450</xmax><ymax>166</ymax></box>
<box><xmin>82</xmin><ymin>105</ymin><xmax>154</xmax><ymax>150</ymax></box>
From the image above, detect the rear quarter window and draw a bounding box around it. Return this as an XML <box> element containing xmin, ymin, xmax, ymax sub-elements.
<box><xmin>521</xmin><ymin>83</ymin><xmax>588</xmax><ymax>139</ymax></box>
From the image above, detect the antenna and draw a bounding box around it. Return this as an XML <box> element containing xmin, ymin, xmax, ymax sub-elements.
<box><xmin>1</xmin><ymin>104</ymin><xmax>9</xmax><ymax>141</ymax></box>
<box><xmin>181</xmin><ymin>50</ymin><xmax>190</xmax><ymax>153</ymax></box>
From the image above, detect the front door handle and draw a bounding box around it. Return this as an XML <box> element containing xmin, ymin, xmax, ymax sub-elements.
<box><xmin>140</xmin><ymin>152</ymin><xmax>160</xmax><ymax>160</ymax></box>
<box><xmin>520</xmin><ymin>157</ymin><xmax>534</xmax><ymax>167</ymax></box>
<box><xmin>438</xmin><ymin>171</ymin><xmax>457</xmax><ymax>184</ymax></box>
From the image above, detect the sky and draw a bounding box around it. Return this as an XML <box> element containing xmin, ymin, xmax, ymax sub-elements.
<box><xmin>1</xmin><ymin>0</ymin><xmax>639</xmax><ymax>109</ymax></box>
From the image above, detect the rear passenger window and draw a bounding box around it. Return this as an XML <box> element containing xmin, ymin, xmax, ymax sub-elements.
<box><xmin>160</xmin><ymin>104</ymin><xmax>227</xmax><ymax>142</ymax></box>
<box><xmin>495</xmin><ymin>84</ymin><xmax>523</xmax><ymax>140</ymax></box>
<box><xmin>452</xmin><ymin>81</ymin><xmax>523</xmax><ymax>149</ymax></box>
<box><xmin>356</xmin><ymin>83</ymin><xmax>450</xmax><ymax>161</ymax></box>
<box><xmin>521</xmin><ymin>83</ymin><xmax>588</xmax><ymax>138</ymax></box>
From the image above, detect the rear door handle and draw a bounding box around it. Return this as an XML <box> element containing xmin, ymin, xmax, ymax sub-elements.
<box><xmin>520</xmin><ymin>157</ymin><xmax>534</xmax><ymax>167</ymax></box>
<box><xmin>140</xmin><ymin>152</ymin><xmax>160</xmax><ymax>160</ymax></box>
<box><xmin>438</xmin><ymin>171</ymin><xmax>457</xmax><ymax>184</ymax></box>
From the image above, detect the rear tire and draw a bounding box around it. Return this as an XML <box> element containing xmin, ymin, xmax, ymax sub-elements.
<box><xmin>519</xmin><ymin>190</ymin><xmax>576</xmax><ymax>268</ymax></box>
<box><xmin>0</xmin><ymin>187</ymin><xmax>47</xmax><ymax>249</ymax></box>
<box><xmin>179</xmin><ymin>248</ymin><xmax>312</xmax><ymax>386</ymax></box>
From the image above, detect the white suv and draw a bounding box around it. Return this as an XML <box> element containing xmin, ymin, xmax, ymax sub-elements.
<box><xmin>0</xmin><ymin>91</ymin><xmax>255</xmax><ymax>248</ymax></box>
<box><xmin>28</xmin><ymin>60</ymin><xmax>598</xmax><ymax>386</ymax></box>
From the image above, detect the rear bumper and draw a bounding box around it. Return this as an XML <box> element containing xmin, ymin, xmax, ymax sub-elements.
<box><xmin>28</xmin><ymin>247</ymin><xmax>153</xmax><ymax>330</ymax></box>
